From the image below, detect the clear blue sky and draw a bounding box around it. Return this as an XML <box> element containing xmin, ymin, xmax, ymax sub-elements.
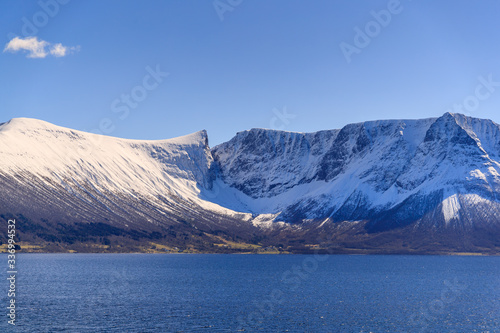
<box><xmin>1</xmin><ymin>0</ymin><xmax>500</xmax><ymax>146</ymax></box>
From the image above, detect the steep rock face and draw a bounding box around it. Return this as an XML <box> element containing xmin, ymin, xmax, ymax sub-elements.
<box><xmin>212</xmin><ymin>129</ymin><xmax>338</xmax><ymax>198</ymax></box>
<box><xmin>1</xmin><ymin>113</ymin><xmax>500</xmax><ymax>253</ymax></box>
<box><xmin>212</xmin><ymin>113</ymin><xmax>500</xmax><ymax>231</ymax></box>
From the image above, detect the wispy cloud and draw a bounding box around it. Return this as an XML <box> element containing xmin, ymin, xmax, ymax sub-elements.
<box><xmin>3</xmin><ymin>37</ymin><xmax>79</xmax><ymax>58</ymax></box>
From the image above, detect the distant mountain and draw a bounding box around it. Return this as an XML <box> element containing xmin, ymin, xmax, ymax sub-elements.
<box><xmin>1</xmin><ymin>113</ymin><xmax>499</xmax><ymax>254</ymax></box>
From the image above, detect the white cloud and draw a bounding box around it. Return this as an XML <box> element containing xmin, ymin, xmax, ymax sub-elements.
<box><xmin>4</xmin><ymin>37</ymin><xmax>48</xmax><ymax>58</ymax></box>
<box><xmin>49</xmin><ymin>43</ymin><xmax>80</xmax><ymax>57</ymax></box>
<box><xmin>3</xmin><ymin>37</ymin><xmax>79</xmax><ymax>58</ymax></box>
<box><xmin>49</xmin><ymin>43</ymin><xmax>67</xmax><ymax>57</ymax></box>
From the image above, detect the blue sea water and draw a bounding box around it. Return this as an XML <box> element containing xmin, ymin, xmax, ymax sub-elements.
<box><xmin>0</xmin><ymin>254</ymin><xmax>498</xmax><ymax>332</ymax></box>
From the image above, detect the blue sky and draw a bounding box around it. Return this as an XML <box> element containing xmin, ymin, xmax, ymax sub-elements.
<box><xmin>1</xmin><ymin>0</ymin><xmax>500</xmax><ymax>146</ymax></box>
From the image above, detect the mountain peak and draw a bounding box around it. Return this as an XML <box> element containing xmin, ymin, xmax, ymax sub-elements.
<box><xmin>0</xmin><ymin>117</ymin><xmax>55</xmax><ymax>131</ymax></box>
<box><xmin>2</xmin><ymin>114</ymin><xmax>500</xmax><ymax>253</ymax></box>
<box><xmin>439</xmin><ymin>112</ymin><xmax>463</xmax><ymax>124</ymax></box>
<box><xmin>166</xmin><ymin>129</ymin><xmax>209</xmax><ymax>147</ymax></box>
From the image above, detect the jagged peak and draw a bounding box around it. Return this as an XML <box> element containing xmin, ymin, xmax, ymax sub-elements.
<box><xmin>224</xmin><ymin>127</ymin><xmax>338</xmax><ymax>144</ymax></box>
<box><xmin>431</xmin><ymin>112</ymin><xmax>462</xmax><ymax>128</ymax></box>
<box><xmin>423</xmin><ymin>113</ymin><xmax>475</xmax><ymax>145</ymax></box>
<box><xmin>438</xmin><ymin>112</ymin><xmax>500</xmax><ymax>127</ymax></box>
<box><xmin>166</xmin><ymin>130</ymin><xmax>209</xmax><ymax>147</ymax></box>
<box><xmin>443</xmin><ymin>111</ymin><xmax>456</xmax><ymax>118</ymax></box>
<box><xmin>236</xmin><ymin>128</ymin><xmax>306</xmax><ymax>136</ymax></box>
<box><xmin>232</xmin><ymin>116</ymin><xmax>446</xmax><ymax>140</ymax></box>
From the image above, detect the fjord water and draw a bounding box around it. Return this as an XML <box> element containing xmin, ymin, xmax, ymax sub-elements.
<box><xmin>1</xmin><ymin>254</ymin><xmax>498</xmax><ymax>332</ymax></box>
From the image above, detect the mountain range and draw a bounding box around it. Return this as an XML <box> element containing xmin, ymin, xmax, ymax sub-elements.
<box><xmin>1</xmin><ymin>112</ymin><xmax>499</xmax><ymax>254</ymax></box>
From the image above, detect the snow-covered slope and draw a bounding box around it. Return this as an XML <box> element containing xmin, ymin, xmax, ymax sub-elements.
<box><xmin>212</xmin><ymin>112</ymin><xmax>500</xmax><ymax>231</ymax></box>
<box><xmin>1</xmin><ymin>113</ymin><xmax>500</xmax><ymax>253</ymax></box>
<box><xmin>0</xmin><ymin>118</ymin><xmax>213</xmax><ymax>199</ymax></box>
<box><xmin>0</xmin><ymin>118</ymin><xmax>252</xmax><ymax>236</ymax></box>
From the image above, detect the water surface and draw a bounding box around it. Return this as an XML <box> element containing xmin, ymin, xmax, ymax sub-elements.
<box><xmin>1</xmin><ymin>254</ymin><xmax>498</xmax><ymax>332</ymax></box>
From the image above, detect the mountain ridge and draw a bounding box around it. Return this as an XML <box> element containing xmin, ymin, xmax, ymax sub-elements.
<box><xmin>213</xmin><ymin>112</ymin><xmax>500</xmax><ymax>229</ymax></box>
<box><xmin>1</xmin><ymin>113</ymin><xmax>500</xmax><ymax>254</ymax></box>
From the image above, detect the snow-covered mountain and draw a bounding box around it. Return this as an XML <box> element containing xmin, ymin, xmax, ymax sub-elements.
<box><xmin>1</xmin><ymin>113</ymin><xmax>500</xmax><ymax>253</ymax></box>
<box><xmin>213</xmin><ymin>112</ymin><xmax>500</xmax><ymax>232</ymax></box>
<box><xmin>0</xmin><ymin>118</ymin><xmax>258</xmax><ymax>251</ymax></box>
<box><xmin>0</xmin><ymin>117</ymin><xmax>214</xmax><ymax>199</ymax></box>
